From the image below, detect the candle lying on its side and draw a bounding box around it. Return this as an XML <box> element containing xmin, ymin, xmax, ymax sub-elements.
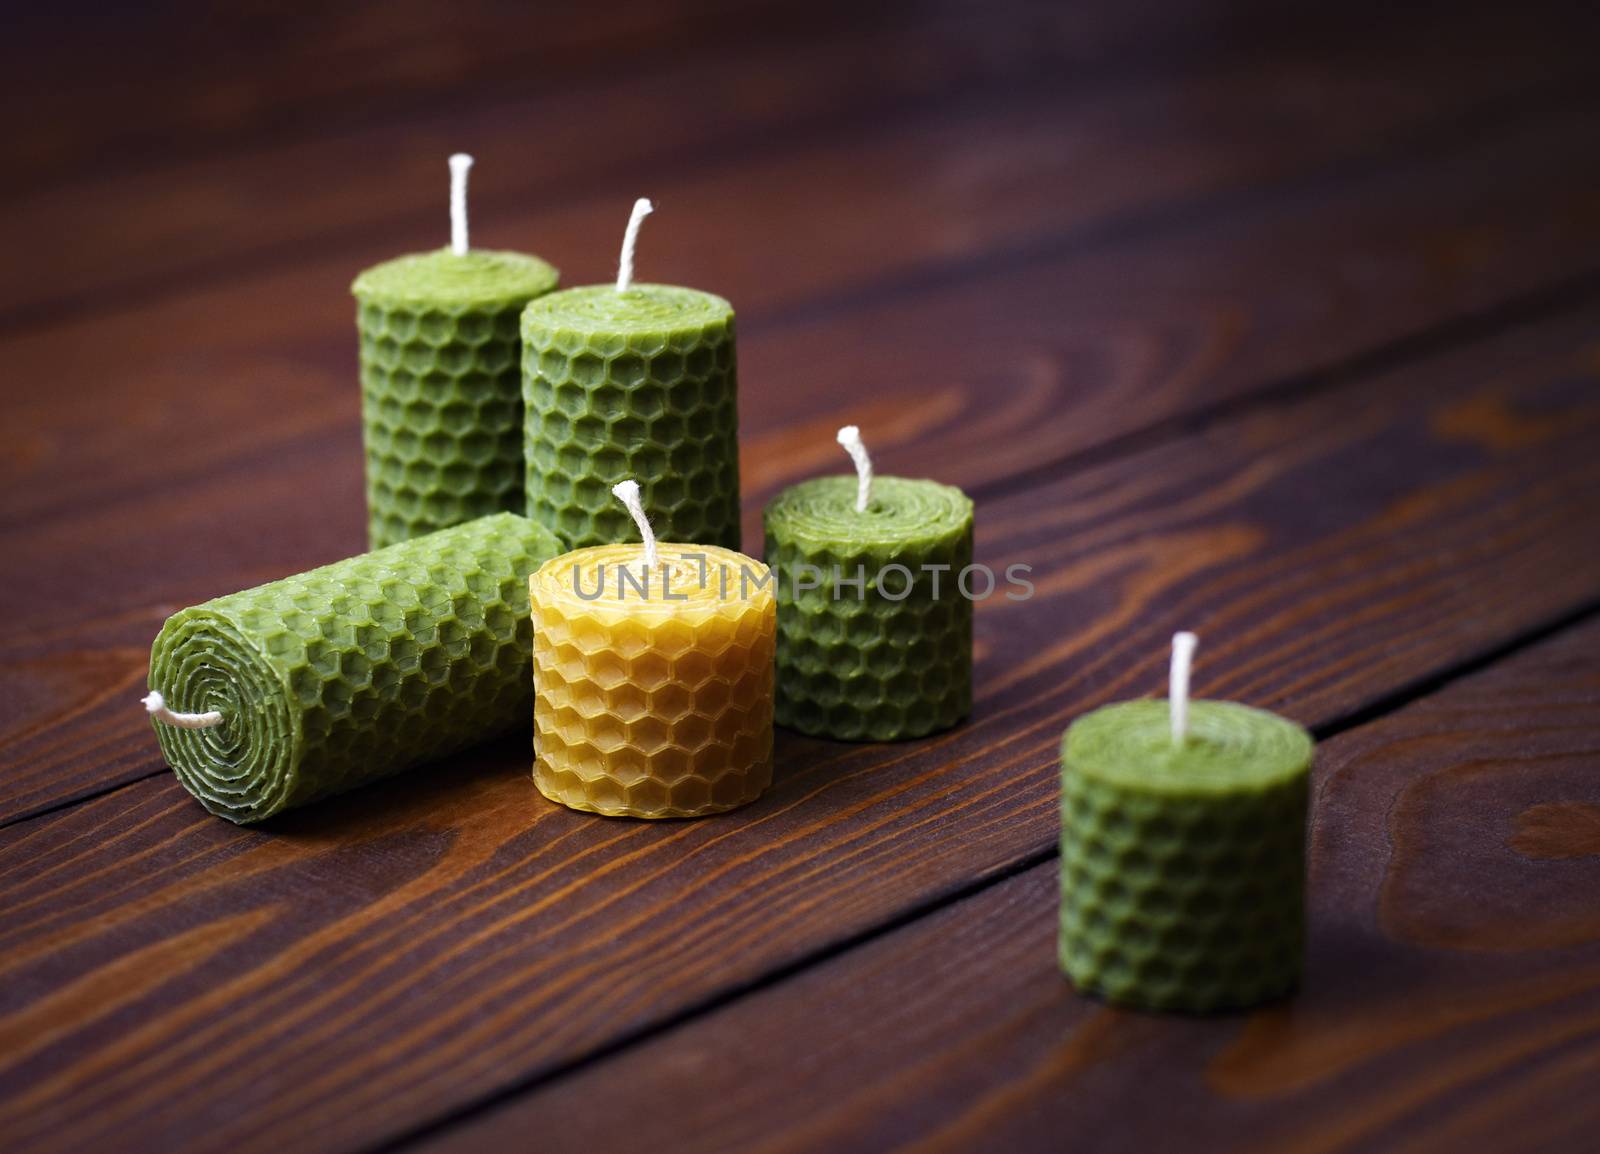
<box><xmin>1058</xmin><ymin>633</ymin><xmax>1313</xmax><ymax>1012</ymax></box>
<box><xmin>144</xmin><ymin>513</ymin><xmax>565</xmax><ymax>823</ymax></box>
<box><xmin>764</xmin><ymin>427</ymin><xmax>973</xmax><ymax>741</ymax></box>
<box><xmin>353</xmin><ymin>153</ymin><xmax>560</xmax><ymax>548</ymax></box>
<box><xmin>522</xmin><ymin>198</ymin><xmax>741</xmax><ymax>551</ymax></box>
<box><xmin>530</xmin><ymin>480</ymin><xmax>774</xmax><ymax>818</ymax></box>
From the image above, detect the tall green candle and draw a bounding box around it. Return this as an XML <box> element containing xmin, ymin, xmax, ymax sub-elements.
<box><xmin>353</xmin><ymin>153</ymin><xmax>559</xmax><ymax>548</ymax></box>
<box><xmin>1058</xmin><ymin>633</ymin><xmax>1313</xmax><ymax>1012</ymax></box>
<box><xmin>763</xmin><ymin>427</ymin><xmax>973</xmax><ymax>741</ymax></box>
<box><xmin>522</xmin><ymin>198</ymin><xmax>740</xmax><ymax>551</ymax></box>
<box><xmin>143</xmin><ymin>513</ymin><xmax>564</xmax><ymax>824</ymax></box>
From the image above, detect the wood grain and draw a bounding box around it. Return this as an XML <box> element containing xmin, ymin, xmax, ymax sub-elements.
<box><xmin>0</xmin><ymin>0</ymin><xmax>895</xmax><ymax>195</ymax></box>
<box><xmin>7</xmin><ymin>7</ymin><xmax>1600</xmax><ymax>1151</ymax></box>
<box><xmin>0</xmin><ymin>1</ymin><xmax>1062</xmax><ymax>325</ymax></box>
<box><xmin>2</xmin><ymin>303</ymin><xmax>1597</xmax><ymax>1154</ymax></box>
<box><xmin>11</xmin><ymin>82</ymin><xmax>1600</xmax><ymax>542</ymax></box>
<box><xmin>8</xmin><ymin>94</ymin><xmax>1600</xmax><ymax>821</ymax></box>
<box><xmin>16</xmin><ymin>0</ymin><xmax>1542</xmax><ymax>198</ymax></box>
<box><xmin>424</xmin><ymin>618</ymin><xmax>1600</xmax><ymax>1154</ymax></box>
<box><xmin>8</xmin><ymin>6</ymin><xmax>1589</xmax><ymax>328</ymax></box>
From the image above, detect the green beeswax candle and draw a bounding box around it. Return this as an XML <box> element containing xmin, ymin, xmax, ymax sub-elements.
<box><xmin>522</xmin><ymin>199</ymin><xmax>741</xmax><ymax>551</ymax></box>
<box><xmin>353</xmin><ymin>154</ymin><xmax>559</xmax><ymax>548</ymax></box>
<box><xmin>764</xmin><ymin>428</ymin><xmax>973</xmax><ymax>741</ymax></box>
<box><xmin>144</xmin><ymin>513</ymin><xmax>564</xmax><ymax>824</ymax></box>
<box><xmin>1058</xmin><ymin>634</ymin><xmax>1313</xmax><ymax>1012</ymax></box>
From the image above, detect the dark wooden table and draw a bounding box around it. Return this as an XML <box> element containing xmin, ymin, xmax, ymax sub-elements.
<box><xmin>5</xmin><ymin>3</ymin><xmax>1600</xmax><ymax>1152</ymax></box>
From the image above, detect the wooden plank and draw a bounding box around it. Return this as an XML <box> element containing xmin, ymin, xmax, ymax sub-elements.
<box><xmin>2</xmin><ymin>304</ymin><xmax>1598</xmax><ymax>1154</ymax></box>
<box><xmin>9</xmin><ymin>62</ymin><xmax>1598</xmax><ymax>544</ymax></box>
<box><xmin>14</xmin><ymin>0</ymin><xmax>1523</xmax><ymax>199</ymax></box>
<box><xmin>7</xmin><ymin>10</ymin><xmax>1588</xmax><ymax>327</ymax></box>
<box><xmin>423</xmin><ymin>616</ymin><xmax>1600</xmax><ymax>1154</ymax></box>
<box><xmin>6</xmin><ymin>99</ymin><xmax>1600</xmax><ymax>820</ymax></box>
<box><xmin>0</xmin><ymin>2</ymin><xmax>1046</xmax><ymax>323</ymax></box>
<box><xmin>0</xmin><ymin>0</ymin><xmax>905</xmax><ymax>196</ymax></box>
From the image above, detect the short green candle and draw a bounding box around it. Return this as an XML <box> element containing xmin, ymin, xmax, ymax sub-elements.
<box><xmin>1058</xmin><ymin>640</ymin><xmax>1313</xmax><ymax>1012</ymax></box>
<box><xmin>522</xmin><ymin>201</ymin><xmax>741</xmax><ymax>551</ymax></box>
<box><xmin>764</xmin><ymin>430</ymin><xmax>973</xmax><ymax>741</ymax></box>
<box><xmin>145</xmin><ymin>513</ymin><xmax>564</xmax><ymax>824</ymax></box>
<box><xmin>354</xmin><ymin>248</ymin><xmax>559</xmax><ymax>548</ymax></box>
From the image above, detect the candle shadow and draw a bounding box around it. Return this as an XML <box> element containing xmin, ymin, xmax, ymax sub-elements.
<box><xmin>228</xmin><ymin>715</ymin><xmax>966</xmax><ymax>858</ymax></box>
<box><xmin>248</xmin><ymin>727</ymin><xmax>535</xmax><ymax>842</ymax></box>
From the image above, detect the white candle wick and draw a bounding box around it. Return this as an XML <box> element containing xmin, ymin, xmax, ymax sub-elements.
<box><xmin>449</xmin><ymin>153</ymin><xmax>474</xmax><ymax>256</ymax></box>
<box><xmin>612</xmin><ymin>478</ymin><xmax>659</xmax><ymax>571</ymax></box>
<box><xmin>836</xmin><ymin>425</ymin><xmax>874</xmax><ymax>513</ymax></box>
<box><xmin>615</xmin><ymin>197</ymin><xmax>654</xmax><ymax>293</ymax></box>
<box><xmin>143</xmin><ymin>690</ymin><xmax>223</xmax><ymax>729</ymax></box>
<box><xmin>1169</xmin><ymin>631</ymin><xmax>1199</xmax><ymax>745</ymax></box>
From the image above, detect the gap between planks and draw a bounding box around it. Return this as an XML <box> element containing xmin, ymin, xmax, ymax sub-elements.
<box><xmin>0</xmin><ymin>6</ymin><xmax>1297</xmax><ymax>336</ymax></box>
<box><xmin>365</xmin><ymin>592</ymin><xmax>1600</xmax><ymax>1154</ymax></box>
<box><xmin>7</xmin><ymin>265</ymin><xmax>1600</xmax><ymax>835</ymax></box>
<box><xmin>4</xmin><ymin>42</ymin><xmax>1594</xmax><ymax>342</ymax></box>
<box><xmin>8</xmin><ymin>78</ymin><xmax>1600</xmax><ymax>547</ymax></box>
<box><xmin>7</xmin><ymin>295</ymin><xmax>1598</xmax><ymax>1154</ymax></box>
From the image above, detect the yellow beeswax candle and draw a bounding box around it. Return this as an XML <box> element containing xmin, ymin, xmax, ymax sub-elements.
<box><xmin>528</xmin><ymin>482</ymin><xmax>775</xmax><ymax>818</ymax></box>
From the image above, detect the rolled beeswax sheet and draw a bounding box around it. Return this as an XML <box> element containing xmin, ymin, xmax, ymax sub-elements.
<box><xmin>530</xmin><ymin>543</ymin><xmax>775</xmax><ymax>818</ymax></box>
<box><xmin>354</xmin><ymin>248</ymin><xmax>560</xmax><ymax>548</ymax></box>
<box><xmin>764</xmin><ymin>475</ymin><xmax>974</xmax><ymax>741</ymax></box>
<box><xmin>1059</xmin><ymin>700</ymin><xmax>1314</xmax><ymax>1012</ymax></box>
<box><xmin>522</xmin><ymin>284</ymin><xmax>741</xmax><ymax>551</ymax></box>
<box><xmin>148</xmin><ymin>513</ymin><xmax>565</xmax><ymax>824</ymax></box>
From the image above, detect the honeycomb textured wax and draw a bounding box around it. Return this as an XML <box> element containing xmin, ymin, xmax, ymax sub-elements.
<box><xmin>354</xmin><ymin>248</ymin><xmax>560</xmax><ymax>548</ymax></box>
<box><xmin>530</xmin><ymin>543</ymin><xmax>774</xmax><ymax>818</ymax></box>
<box><xmin>1058</xmin><ymin>700</ymin><xmax>1313</xmax><ymax>1012</ymax></box>
<box><xmin>147</xmin><ymin>514</ymin><xmax>564</xmax><ymax>823</ymax></box>
<box><xmin>522</xmin><ymin>285</ymin><xmax>741</xmax><ymax>551</ymax></box>
<box><xmin>764</xmin><ymin>475</ymin><xmax>973</xmax><ymax>741</ymax></box>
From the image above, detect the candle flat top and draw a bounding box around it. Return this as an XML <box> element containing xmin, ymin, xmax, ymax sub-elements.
<box><xmin>764</xmin><ymin>475</ymin><xmax>973</xmax><ymax>549</ymax></box>
<box><xmin>353</xmin><ymin>248</ymin><xmax>559</xmax><ymax>309</ymax></box>
<box><xmin>531</xmin><ymin>542</ymin><xmax>771</xmax><ymax>620</ymax></box>
<box><xmin>522</xmin><ymin>284</ymin><xmax>732</xmax><ymax>340</ymax></box>
<box><xmin>1063</xmin><ymin>700</ymin><xmax>1312</xmax><ymax>796</ymax></box>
